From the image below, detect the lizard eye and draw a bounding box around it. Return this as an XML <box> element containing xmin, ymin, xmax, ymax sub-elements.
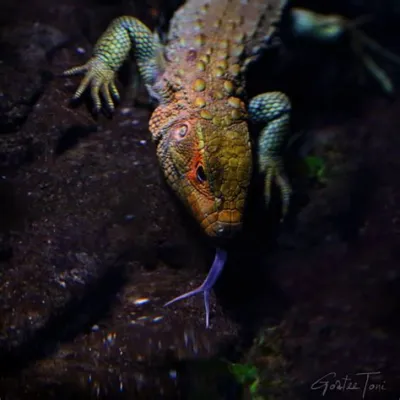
<box><xmin>171</xmin><ymin>124</ymin><xmax>188</xmax><ymax>140</ymax></box>
<box><xmin>196</xmin><ymin>165</ymin><xmax>207</xmax><ymax>183</ymax></box>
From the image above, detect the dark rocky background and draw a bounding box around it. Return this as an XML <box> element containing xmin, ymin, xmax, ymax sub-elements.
<box><xmin>0</xmin><ymin>0</ymin><xmax>400</xmax><ymax>398</ymax></box>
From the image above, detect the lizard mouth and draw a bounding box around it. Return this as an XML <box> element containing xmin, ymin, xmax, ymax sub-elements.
<box><xmin>205</xmin><ymin>221</ymin><xmax>242</xmax><ymax>238</ymax></box>
<box><xmin>201</xmin><ymin>210</ymin><xmax>243</xmax><ymax>239</ymax></box>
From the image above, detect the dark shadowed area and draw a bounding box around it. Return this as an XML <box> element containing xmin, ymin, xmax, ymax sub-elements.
<box><xmin>0</xmin><ymin>0</ymin><xmax>400</xmax><ymax>399</ymax></box>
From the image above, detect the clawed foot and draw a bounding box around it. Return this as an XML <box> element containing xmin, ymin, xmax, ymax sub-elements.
<box><xmin>264</xmin><ymin>158</ymin><xmax>292</xmax><ymax>219</ymax></box>
<box><xmin>63</xmin><ymin>57</ymin><xmax>120</xmax><ymax>112</ymax></box>
<box><xmin>164</xmin><ymin>248</ymin><xmax>227</xmax><ymax>328</ymax></box>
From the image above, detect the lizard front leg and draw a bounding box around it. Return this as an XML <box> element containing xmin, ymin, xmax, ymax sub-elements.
<box><xmin>290</xmin><ymin>8</ymin><xmax>400</xmax><ymax>94</ymax></box>
<box><xmin>63</xmin><ymin>16</ymin><xmax>166</xmax><ymax>112</ymax></box>
<box><xmin>249</xmin><ymin>92</ymin><xmax>292</xmax><ymax>218</ymax></box>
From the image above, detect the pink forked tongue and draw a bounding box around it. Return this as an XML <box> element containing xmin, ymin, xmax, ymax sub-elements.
<box><xmin>164</xmin><ymin>248</ymin><xmax>228</xmax><ymax>328</ymax></box>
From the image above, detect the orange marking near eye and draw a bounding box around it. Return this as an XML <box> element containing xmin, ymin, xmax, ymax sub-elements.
<box><xmin>186</xmin><ymin>149</ymin><xmax>213</xmax><ymax>200</ymax></box>
<box><xmin>187</xmin><ymin>149</ymin><xmax>203</xmax><ymax>183</ymax></box>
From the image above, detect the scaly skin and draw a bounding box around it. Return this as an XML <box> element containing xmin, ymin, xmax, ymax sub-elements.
<box><xmin>63</xmin><ymin>0</ymin><xmax>399</xmax><ymax>327</ymax></box>
<box><xmin>64</xmin><ymin>1</ymin><xmax>290</xmax><ymax>239</ymax></box>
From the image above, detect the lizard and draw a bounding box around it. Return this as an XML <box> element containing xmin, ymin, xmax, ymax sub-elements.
<box><xmin>62</xmin><ymin>0</ymin><xmax>399</xmax><ymax>328</ymax></box>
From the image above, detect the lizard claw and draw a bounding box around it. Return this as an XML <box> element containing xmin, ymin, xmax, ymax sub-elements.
<box><xmin>63</xmin><ymin>57</ymin><xmax>120</xmax><ymax>112</ymax></box>
<box><xmin>164</xmin><ymin>248</ymin><xmax>227</xmax><ymax>328</ymax></box>
<box><xmin>264</xmin><ymin>157</ymin><xmax>291</xmax><ymax>219</ymax></box>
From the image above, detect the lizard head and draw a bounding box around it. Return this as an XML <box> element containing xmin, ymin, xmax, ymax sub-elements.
<box><xmin>150</xmin><ymin>106</ymin><xmax>253</xmax><ymax>239</ymax></box>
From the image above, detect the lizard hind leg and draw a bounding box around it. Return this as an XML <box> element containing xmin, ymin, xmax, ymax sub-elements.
<box><xmin>249</xmin><ymin>92</ymin><xmax>292</xmax><ymax>219</ymax></box>
<box><xmin>164</xmin><ymin>248</ymin><xmax>227</xmax><ymax>328</ymax></box>
<box><xmin>290</xmin><ymin>8</ymin><xmax>400</xmax><ymax>95</ymax></box>
<box><xmin>350</xmin><ymin>28</ymin><xmax>400</xmax><ymax>94</ymax></box>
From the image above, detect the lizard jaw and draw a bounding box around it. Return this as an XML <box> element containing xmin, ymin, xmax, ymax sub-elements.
<box><xmin>164</xmin><ymin>248</ymin><xmax>227</xmax><ymax>328</ymax></box>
